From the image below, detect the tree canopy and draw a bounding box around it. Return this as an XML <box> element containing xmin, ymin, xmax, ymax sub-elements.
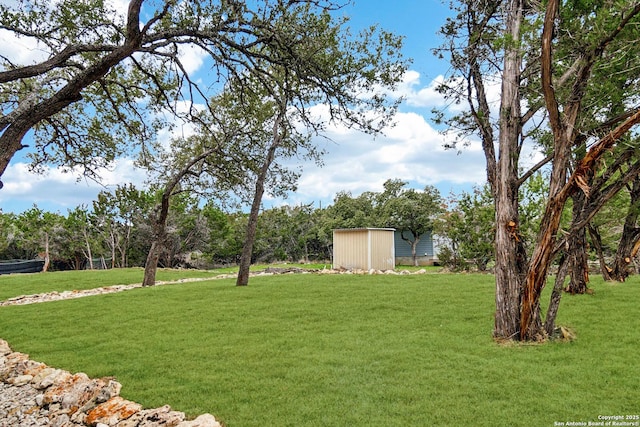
<box><xmin>0</xmin><ymin>0</ymin><xmax>406</xmax><ymax>188</ymax></box>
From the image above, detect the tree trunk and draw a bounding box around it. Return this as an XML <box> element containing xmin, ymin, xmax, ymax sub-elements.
<box><xmin>142</xmin><ymin>191</ymin><xmax>171</xmax><ymax>286</ymax></box>
<box><xmin>544</xmin><ymin>253</ymin><xmax>569</xmax><ymax>336</ymax></box>
<box><xmin>142</xmin><ymin>240</ymin><xmax>161</xmax><ymax>287</ymax></box>
<box><xmin>494</xmin><ymin>197</ymin><xmax>528</xmax><ymax>340</ymax></box>
<box><xmin>400</xmin><ymin>231</ymin><xmax>420</xmax><ymax>267</ymax></box>
<box><xmin>110</xmin><ymin>228</ymin><xmax>117</xmax><ymax>268</ymax></box>
<box><xmin>142</xmin><ymin>202</ymin><xmax>169</xmax><ymax>287</ymax></box>
<box><xmin>236</xmin><ymin>197</ymin><xmax>261</xmax><ymax>287</ymax></box>
<box><xmin>236</xmin><ymin>113</ymin><xmax>284</xmax><ymax>286</ymax></box>
<box><xmin>566</xmin><ymin>192</ymin><xmax>590</xmax><ymax>294</ymax></box>
<box><xmin>83</xmin><ymin>228</ymin><xmax>94</xmax><ymax>270</ymax></box>
<box><xmin>411</xmin><ymin>236</ymin><xmax>421</xmax><ymax>267</ymax></box>
<box><xmin>142</xmin><ymin>147</ymin><xmax>216</xmax><ymax>287</ymax></box>
<box><xmin>492</xmin><ymin>0</ymin><xmax>527</xmax><ymax>341</ymax></box>
<box><xmin>43</xmin><ymin>232</ymin><xmax>50</xmax><ymax>272</ymax></box>
<box><xmin>610</xmin><ymin>178</ymin><xmax>640</xmax><ymax>281</ymax></box>
<box><xmin>587</xmin><ymin>224</ymin><xmax>612</xmax><ymax>281</ymax></box>
<box><xmin>521</xmin><ymin>187</ymin><xmax>571</xmax><ymax>340</ymax></box>
<box><xmin>566</xmin><ymin>228</ymin><xmax>589</xmax><ymax>294</ymax></box>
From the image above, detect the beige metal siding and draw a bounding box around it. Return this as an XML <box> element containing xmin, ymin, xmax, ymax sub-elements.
<box><xmin>369</xmin><ymin>229</ymin><xmax>395</xmax><ymax>270</ymax></box>
<box><xmin>333</xmin><ymin>229</ymin><xmax>368</xmax><ymax>269</ymax></box>
<box><xmin>332</xmin><ymin>228</ymin><xmax>395</xmax><ymax>270</ymax></box>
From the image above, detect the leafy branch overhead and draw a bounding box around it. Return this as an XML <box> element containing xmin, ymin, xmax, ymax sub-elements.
<box><xmin>0</xmin><ymin>0</ymin><xmax>408</xmax><ymax>185</ymax></box>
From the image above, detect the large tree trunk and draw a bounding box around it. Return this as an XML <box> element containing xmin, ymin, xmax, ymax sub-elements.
<box><xmin>142</xmin><ymin>240</ymin><xmax>162</xmax><ymax>287</ymax></box>
<box><xmin>521</xmin><ymin>170</ymin><xmax>573</xmax><ymax>340</ymax></box>
<box><xmin>462</xmin><ymin>0</ymin><xmax>640</xmax><ymax>341</ymax></box>
<box><xmin>236</xmin><ymin>195</ymin><xmax>262</xmax><ymax>287</ymax></box>
<box><xmin>142</xmin><ymin>201</ymin><xmax>169</xmax><ymax>287</ymax></box>
<box><xmin>566</xmin><ymin>228</ymin><xmax>589</xmax><ymax>294</ymax></box>
<box><xmin>493</xmin><ymin>196</ymin><xmax>528</xmax><ymax>340</ymax></box>
<box><xmin>492</xmin><ymin>0</ymin><xmax>527</xmax><ymax>341</ymax></box>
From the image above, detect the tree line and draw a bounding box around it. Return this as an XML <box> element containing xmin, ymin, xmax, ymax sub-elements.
<box><xmin>0</xmin><ymin>179</ymin><xmax>441</xmax><ymax>270</ymax></box>
<box><xmin>2</xmin><ymin>175</ymin><xmax>639</xmax><ymax>284</ymax></box>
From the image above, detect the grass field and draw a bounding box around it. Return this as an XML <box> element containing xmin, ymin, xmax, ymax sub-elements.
<box><xmin>0</xmin><ymin>264</ymin><xmax>336</xmax><ymax>301</ymax></box>
<box><xmin>1</xmin><ymin>270</ymin><xmax>638</xmax><ymax>426</ymax></box>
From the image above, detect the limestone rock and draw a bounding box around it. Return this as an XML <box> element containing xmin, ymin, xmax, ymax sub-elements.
<box><xmin>119</xmin><ymin>405</ymin><xmax>186</xmax><ymax>427</ymax></box>
<box><xmin>178</xmin><ymin>413</ymin><xmax>223</xmax><ymax>427</ymax></box>
<box><xmin>32</xmin><ymin>368</ymin><xmax>67</xmax><ymax>390</ymax></box>
<box><xmin>85</xmin><ymin>396</ymin><xmax>142</xmax><ymax>425</ymax></box>
<box><xmin>9</xmin><ymin>374</ymin><xmax>33</xmax><ymax>386</ymax></box>
<box><xmin>1</xmin><ymin>341</ymin><xmax>222</xmax><ymax>427</ymax></box>
<box><xmin>0</xmin><ymin>339</ymin><xmax>12</xmax><ymax>356</ymax></box>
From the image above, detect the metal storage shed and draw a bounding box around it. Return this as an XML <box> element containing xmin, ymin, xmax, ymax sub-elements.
<box><xmin>332</xmin><ymin>228</ymin><xmax>396</xmax><ymax>271</ymax></box>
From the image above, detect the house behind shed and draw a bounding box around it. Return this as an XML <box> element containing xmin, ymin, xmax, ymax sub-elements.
<box><xmin>394</xmin><ymin>230</ymin><xmax>437</xmax><ymax>266</ymax></box>
<box><xmin>332</xmin><ymin>228</ymin><xmax>395</xmax><ymax>271</ymax></box>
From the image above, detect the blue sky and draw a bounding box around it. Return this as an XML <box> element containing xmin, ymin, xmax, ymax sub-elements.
<box><xmin>0</xmin><ymin>0</ymin><xmax>492</xmax><ymax>214</ymax></box>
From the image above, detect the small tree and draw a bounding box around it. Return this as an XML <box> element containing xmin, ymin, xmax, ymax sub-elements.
<box><xmin>437</xmin><ymin>187</ymin><xmax>495</xmax><ymax>272</ymax></box>
<box><xmin>378</xmin><ymin>180</ymin><xmax>443</xmax><ymax>267</ymax></box>
<box><xmin>63</xmin><ymin>206</ymin><xmax>99</xmax><ymax>270</ymax></box>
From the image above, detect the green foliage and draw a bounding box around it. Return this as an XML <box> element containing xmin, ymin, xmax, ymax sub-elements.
<box><xmin>255</xmin><ymin>204</ymin><xmax>324</xmax><ymax>263</ymax></box>
<box><xmin>436</xmin><ymin>174</ymin><xmax>552</xmax><ymax>271</ymax></box>
<box><xmin>0</xmin><ymin>177</ymin><xmax>453</xmax><ymax>269</ymax></box>
<box><xmin>519</xmin><ymin>171</ymin><xmax>553</xmax><ymax>251</ymax></box>
<box><xmin>319</xmin><ymin>180</ymin><xmax>443</xmax><ymax>240</ymax></box>
<box><xmin>437</xmin><ymin>186</ymin><xmax>494</xmax><ymax>271</ymax></box>
<box><xmin>1</xmin><ymin>273</ymin><xmax>638</xmax><ymax>426</ymax></box>
<box><xmin>381</xmin><ymin>183</ymin><xmax>443</xmax><ymax>236</ymax></box>
<box><xmin>92</xmin><ymin>184</ymin><xmax>155</xmax><ymax>267</ymax></box>
<box><xmin>321</xmin><ymin>190</ymin><xmax>380</xmax><ymax>229</ymax></box>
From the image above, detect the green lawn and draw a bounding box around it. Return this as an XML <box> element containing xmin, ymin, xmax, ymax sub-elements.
<box><xmin>0</xmin><ymin>272</ymin><xmax>638</xmax><ymax>427</ymax></box>
<box><xmin>0</xmin><ymin>264</ymin><xmax>337</xmax><ymax>301</ymax></box>
<box><xmin>0</xmin><ymin>264</ymin><xmax>438</xmax><ymax>301</ymax></box>
<box><xmin>0</xmin><ymin>267</ymin><xmax>223</xmax><ymax>301</ymax></box>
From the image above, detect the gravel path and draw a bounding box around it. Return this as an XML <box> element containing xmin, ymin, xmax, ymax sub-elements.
<box><xmin>0</xmin><ymin>275</ymin><xmax>236</xmax><ymax>307</ymax></box>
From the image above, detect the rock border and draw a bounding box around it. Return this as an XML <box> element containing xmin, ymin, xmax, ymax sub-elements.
<box><xmin>0</xmin><ymin>268</ymin><xmax>429</xmax><ymax>307</ymax></box>
<box><xmin>0</xmin><ymin>339</ymin><xmax>222</xmax><ymax>427</ymax></box>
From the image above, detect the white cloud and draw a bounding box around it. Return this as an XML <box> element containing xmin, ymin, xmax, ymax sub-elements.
<box><xmin>395</xmin><ymin>71</ymin><xmax>448</xmax><ymax>108</ymax></box>
<box><xmin>264</xmin><ymin>109</ymin><xmax>487</xmax><ymax>206</ymax></box>
<box><xmin>177</xmin><ymin>44</ymin><xmax>208</xmax><ymax>75</ymax></box>
<box><xmin>0</xmin><ymin>159</ymin><xmax>148</xmax><ymax>213</ymax></box>
<box><xmin>0</xmin><ymin>29</ymin><xmax>49</xmax><ymax>65</ymax></box>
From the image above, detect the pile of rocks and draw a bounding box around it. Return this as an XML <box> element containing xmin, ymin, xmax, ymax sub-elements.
<box><xmin>0</xmin><ymin>339</ymin><xmax>222</xmax><ymax>427</ymax></box>
<box><xmin>317</xmin><ymin>268</ymin><xmax>428</xmax><ymax>275</ymax></box>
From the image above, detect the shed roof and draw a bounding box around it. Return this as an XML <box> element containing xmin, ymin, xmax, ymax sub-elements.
<box><xmin>333</xmin><ymin>227</ymin><xmax>396</xmax><ymax>232</ymax></box>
